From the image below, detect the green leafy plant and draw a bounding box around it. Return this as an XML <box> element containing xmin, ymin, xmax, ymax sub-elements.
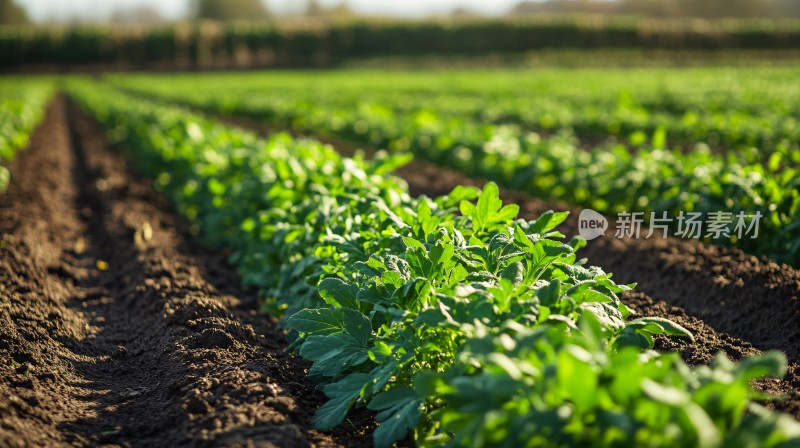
<box><xmin>0</xmin><ymin>78</ymin><xmax>52</xmax><ymax>194</ymax></box>
<box><xmin>106</xmin><ymin>69</ymin><xmax>800</xmax><ymax>265</ymax></box>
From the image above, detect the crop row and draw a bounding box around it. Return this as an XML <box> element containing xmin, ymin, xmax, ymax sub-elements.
<box><xmin>108</xmin><ymin>68</ymin><xmax>800</xmax><ymax>157</ymax></box>
<box><xmin>105</xmin><ymin>72</ymin><xmax>800</xmax><ymax>266</ymax></box>
<box><xmin>0</xmin><ymin>78</ymin><xmax>53</xmax><ymax>194</ymax></box>
<box><xmin>66</xmin><ymin>79</ymin><xmax>800</xmax><ymax>447</ymax></box>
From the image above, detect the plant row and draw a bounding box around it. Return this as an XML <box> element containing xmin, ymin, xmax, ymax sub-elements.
<box><xmin>0</xmin><ymin>78</ymin><xmax>53</xmax><ymax>194</ymax></box>
<box><xmin>66</xmin><ymin>79</ymin><xmax>800</xmax><ymax>447</ymax></box>
<box><xmin>108</xmin><ymin>68</ymin><xmax>800</xmax><ymax>157</ymax></box>
<box><xmin>106</xmin><ymin>72</ymin><xmax>800</xmax><ymax>266</ymax></box>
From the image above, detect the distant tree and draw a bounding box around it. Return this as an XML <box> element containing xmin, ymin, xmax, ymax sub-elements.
<box><xmin>192</xmin><ymin>0</ymin><xmax>271</xmax><ymax>21</ymax></box>
<box><xmin>676</xmin><ymin>0</ymin><xmax>771</xmax><ymax>18</ymax></box>
<box><xmin>451</xmin><ymin>7</ymin><xmax>483</xmax><ymax>19</ymax></box>
<box><xmin>0</xmin><ymin>0</ymin><xmax>30</xmax><ymax>25</ymax></box>
<box><xmin>327</xmin><ymin>3</ymin><xmax>356</xmax><ymax>19</ymax></box>
<box><xmin>511</xmin><ymin>0</ymin><xmax>775</xmax><ymax>19</ymax></box>
<box><xmin>304</xmin><ymin>0</ymin><xmax>356</xmax><ymax>19</ymax></box>
<box><xmin>109</xmin><ymin>6</ymin><xmax>163</xmax><ymax>25</ymax></box>
<box><xmin>510</xmin><ymin>0</ymin><xmax>615</xmax><ymax>16</ymax></box>
<box><xmin>305</xmin><ymin>0</ymin><xmax>325</xmax><ymax>17</ymax></box>
<box><xmin>616</xmin><ymin>0</ymin><xmax>682</xmax><ymax>18</ymax></box>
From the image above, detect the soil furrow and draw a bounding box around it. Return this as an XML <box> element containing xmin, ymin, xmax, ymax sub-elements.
<box><xmin>0</xmin><ymin>98</ymin><xmax>372</xmax><ymax>447</ymax></box>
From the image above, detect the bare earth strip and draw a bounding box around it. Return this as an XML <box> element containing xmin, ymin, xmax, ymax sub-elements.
<box><xmin>0</xmin><ymin>98</ymin><xmax>373</xmax><ymax>447</ymax></box>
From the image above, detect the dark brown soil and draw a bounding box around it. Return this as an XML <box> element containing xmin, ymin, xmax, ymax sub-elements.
<box><xmin>216</xmin><ymin>115</ymin><xmax>800</xmax><ymax>419</ymax></box>
<box><xmin>0</xmin><ymin>98</ymin><xmax>373</xmax><ymax>447</ymax></box>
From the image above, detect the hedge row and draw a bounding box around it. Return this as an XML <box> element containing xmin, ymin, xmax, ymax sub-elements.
<box><xmin>3</xmin><ymin>17</ymin><xmax>800</xmax><ymax>70</ymax></box>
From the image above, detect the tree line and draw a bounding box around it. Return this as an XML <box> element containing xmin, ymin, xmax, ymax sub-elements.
<box><xmin>512</xmin><ymin>0</ymin><xmax>800</xmax><ymax>19</ymax></box>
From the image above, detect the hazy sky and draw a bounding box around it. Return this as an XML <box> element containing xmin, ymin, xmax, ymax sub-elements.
<box><xmin>18</xmin><ymin>0</ymin><xmax>523</xmax><ymax>22</ymax></box>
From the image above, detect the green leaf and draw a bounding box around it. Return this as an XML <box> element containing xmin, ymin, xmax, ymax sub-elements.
<box><xmin>579</xmin><ymin>302</ymin><xmax>624</xmax><ymax>331</ymax></box>
<box><xmin>567</xmin><ymin>282</ymin><xmax>614</xmax><ymax>304</ymax></box>
<box><xmin>416</xmin><ymin>198</ymin><xmax>437</xmax><ymax>237</ymax></box>
<box><xmin>734</xmin><ymin>351</ymin><xmax>787</xmax><ymax>381</ymax></box>
<box><xmin>402</xmin><ymin>236</ymin><xmax>426</xmax><ymax>251</ymax></box>
<box><xmin>494</xmin><ymin>203</ymin><xmax>520</xmax><ymax>223</ymax></box>
<box><xmin>318</xmin><ymin>277</ymin><xmax>361</xmax><ymax>309</ymax></box>
<box><xmin>0</xmin><ymin>166</ymin><xmax>9</xmax><ymax>195</ymax></box>
<box><xmin>536</xmin><ymin>279</ymin><xmax>562</xmax><ymax>307</ymax></box>
<box><xmin>448</xmin><ymin>264</ymin><xmax>469</xmax><ymax>286</ymax></box>
<box><xmin>373</xmin><ymin>399</ymin><xmax>422</xmax><ymax>448</ymax></box>
<box><xmin>641</xmin><ymin>379</ymin><xmax>690</xmax><ymax>406</ymax></box>
<box><xmin>300</xmin><ymin>333</ymin><xmax>369</xmax><ymax>377</ymax></box>
<box><xmin>312</xmin><ymin>373</ymin><xmax>372</xmax><ymax>430</ymax></box>
<box><xmin>429</xmin><ymin>242</ymin><xmax>455</xmax><ymax>267</ymax></box>
<box><xmin>553</xmin><ymin>262</ymin><xmax>594</xmax><ymax>281</ymax></box>
<box><xmin>628</xmin><ymin>317</ymin><xmax>694</xmax><ymax>342</ymax></box>
<box><xmin>368</xmin><ymin>386</ymin><xmax>417</xmax><ymax>411</ymax></box>
<box><xmin>531</xmin><ymin>210</ymin><xmax>569</xmax><ymax>234</ymax></box>
<box><xmin>286</xmin><ymin>308</ymin><xmax>345</xmax><ymax>336</ymax></box>
<box><xmin>512</xmin><ymin>224</ymin><xmax>535</xmax><ymax>250</ymax></box>
<box><xmin>615</xmin><ymin>329</ymin><xmax>653</xmax><ymax>349</ymax></box>
<box><xmin>459</xmin><ymin>200</ymin><xmax>476</xmax><ymax>222</ymax></box>
<box><xmin>413</xmin><ymin>370</ymin><xmax>446</xmax><ymax>397</ymax></box>
<box><xmin>477</xmin><ymin>182</ymin><xmax>502</xmax><ymax>224</ymax></box>
<box><xmin>382</xmin><ymin>271</ymin><xmax>404</xmax><ymax>287</ymax></box>
<box><xmin>651</xmin><ymin>126</ymin><xmax>667</xmax><ymax>149</ymax></box>
<box><xmin>443</xmin><ymin>184</ymin><xmax>480</xmax><ymax>207</ymax></box>
<box><xmin>500</xmin><ymin>261</ymin><xmax>524</xmax><ymax>285</ymax></box>
<box><xmin>343</xmin><ymin>308</ymin><xmax>373</xmax><ymax>345</ymax></box>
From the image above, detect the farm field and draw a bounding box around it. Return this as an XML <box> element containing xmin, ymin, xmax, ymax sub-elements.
<box><xmin>1</xmin><ymin>67</ymin><xmax>800</xmax><ymax>448</ymax></box>
<box><xmin>107</xmin><ymin>67</ymin><xmax>800</xmax><ymax>265</ymax></box>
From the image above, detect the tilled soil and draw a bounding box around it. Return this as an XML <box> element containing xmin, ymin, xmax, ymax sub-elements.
<box><xmin>0</xmin><ymin>98</ymin><xmax>372</xmax><ymax>447</ymax></box>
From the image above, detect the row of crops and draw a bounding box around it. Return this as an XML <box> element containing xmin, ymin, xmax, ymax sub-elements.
<box><xmin>0</xmin><ymin>78</ymin><xmax>52</xmax><ymax>193</ymax></box>
<box><xmin>105</xmin><ymin>68</ymin><xmax>800</xmax><ymax>266</ymax></box>
<box><xmin>4</xmin><ymin>18</ymin><xmax>800</xmax><ymax>70</ymax></box>
<box><xmin>49</xmin><ymin>79</ymin><xmax>800</xmax><ymax>447</ymax></box>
